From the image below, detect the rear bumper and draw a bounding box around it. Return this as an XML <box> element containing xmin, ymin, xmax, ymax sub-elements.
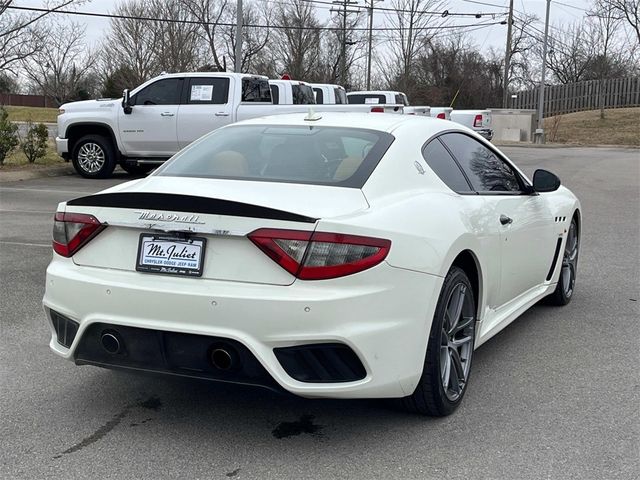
<box><xmin>477</xmin><ymin>129</ymin><xmax>494</xmax><ymax>141</ymax></box>
<box><xmin>43</xmin><ymin>256</ymin><xmax>443</xmax><ymax>399</ymax></box>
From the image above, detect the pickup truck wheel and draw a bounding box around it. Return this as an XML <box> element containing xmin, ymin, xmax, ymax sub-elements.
<box><xmin>120</xmin><ymin>164</ymin><xmax>154</xmax><ymax>176</ymax></box>
<box><xmin>72</xmin><ymin>135</ymin><xmax>116</xmax><ymax>179</ymax></box>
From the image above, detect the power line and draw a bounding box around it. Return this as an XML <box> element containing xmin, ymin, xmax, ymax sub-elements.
<box><xmin>461</xmin><ymin>0</ymin><xmax>508</xmax><ymax>9</ymax></box>
<box><xmin>297</xmin><ymin>0</ymin><xmax>507</xmax><ymax>17</ymax></box>
<box><xmin>6</xmin><ymin>5</ymin><xmax>506</xmax><ymax>32</ymax></box>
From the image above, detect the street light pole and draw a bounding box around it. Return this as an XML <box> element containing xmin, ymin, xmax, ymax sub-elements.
<box><xmin>235</xmin><ymin>0</ymin><xmax>243</xmax><ymax>73</ymax></box>
<box><xmin>502</xmin><ymin>0</ymin><xmax>514</xmax><ymax>108</ymax></box>
<box><xmin>535</xmin><ymin>0</ymin><xmax>551</xmax><ymax>143</ymax></box>
<box><xmin>366</xmin><ymin>0</ymin><xmax>375</xmax><ymax>90</ymax></box>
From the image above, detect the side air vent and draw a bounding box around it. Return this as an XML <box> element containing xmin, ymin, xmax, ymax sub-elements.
<box><xmin>554</xmin><ymin>216</ymin><xmax>567</xmax><ymax>223</ymax></box>
<box><xmin>546</xmin><ymin>237</ymin><xmax>564</xmax><ymax>281</ymax></box>
<box><xmin>274</xmin><ymin>343</ymin><xmax>367</xmax><ymax>383</ymax></box>
<box><xmin>50</xmin><ymin>310</ymin><xmax>79</xmax><ymax>348</ymax></box>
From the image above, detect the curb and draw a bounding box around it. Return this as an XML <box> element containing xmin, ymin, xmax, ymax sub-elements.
<box><xmin>0</xmin><ymin>164</ymin><xmax>75</xmax><ymax>183</ymax></box>
<box><xmin>495</xmin><ymin>142</ymin><xmax>640</xmax><ymax>149</ymax></box>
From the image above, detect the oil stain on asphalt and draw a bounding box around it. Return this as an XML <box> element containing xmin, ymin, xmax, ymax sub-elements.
<box><xmin>272</xmin><ymin>414</ymin><xmax>323</xmax><ymax>439</ymax></box>
<box><xmin>53</xmin><ymin>395</ymin><xmax>161</xmax><ymax>459</ymax></box>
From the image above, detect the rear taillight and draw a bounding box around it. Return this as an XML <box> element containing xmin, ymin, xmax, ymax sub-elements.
<box><xmin>436</xmin><ymin>112</ymin><xmax>446</xmax><ymax>119</ymax></box>
<box><xmin>473</xmin><ymin>114</ymin><xmax>483</xmax><ymax>128</ymax></box>
<box><xmin>248</xmin><ymin>229</ymin><xmax>391</xmax><ymax>280</ymax></box>
<box><xmin>370</xmin><ymin>106</ymin><xmax>385</xmax><ymax>113</ymax></box>
<box><xmin>52</xmin><ymin>212</ymin><xmax>105</xmax><ymax>257</ymax></box>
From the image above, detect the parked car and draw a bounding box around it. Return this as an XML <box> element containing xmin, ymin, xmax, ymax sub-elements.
<box><xmin>268</xmin><ymin>79</ymin><xmax>316</xmax><ymax>105</ymax></box>
<box><xmin>44</xmin><ymin>112</ymin><xmax>581</xmax><ymax>416</ymax></box>
<box><xmin>309</xmin><ymin>83</ymin><xmax>348</xmax><ymax>104</ymax></box>
<box><xmin>450</xmin><ymin>109</ymin><xmax>493</xmax><ymax>140</ymax></box>
<box><xmin>347</xmin><ymin>90</ymin><xmax>409</xmax><ymax>106</ymax></box>
<box><xmin>56</xmin><ymin>73</ymin><xmax>404</xmax><ymax>179</ymax></box>
<box><xmin>347</xmin><ymin>90</ymin><xmax>429</xmax><ymax>116</ymax></box>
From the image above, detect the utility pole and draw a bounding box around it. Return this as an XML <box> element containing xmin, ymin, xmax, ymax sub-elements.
<box><xmin>502</xmin><ymin>0</ymin><xmax>514</xmax><ymax>108</ymax></box>
<box><xmin>535</xmin><ymin>0</ymin><xmax>551</xmax><ymax>143</ymax></box>
<box><xmin>235</xmin><ymin>0</ymin><xmax>243</xmax><ymax>73</ymax></box>
<box><xmin>331</xmin><ymin>0</ymin><xmax>359</xmax><ymax>87</ymax></box>
<box><xmin>366</xmin><ymin>0</ymin><xmax>382</xmax><ymax>90</ymax></box>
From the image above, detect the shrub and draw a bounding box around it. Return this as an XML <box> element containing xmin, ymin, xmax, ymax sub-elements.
<box><xmin>0</xmin><ymin>106</ymin><xmax>19</xmax><ymax>165</ymax></box>
<box><xmin>20</xmin><ymin>120</ymin><xmax>49</xmax><ymax>164</ymax></box>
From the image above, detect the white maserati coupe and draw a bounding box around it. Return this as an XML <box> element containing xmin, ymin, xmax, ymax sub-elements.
<box><xmin>43</xmin><ymin>112</ymin><xmax>581</xmax><ymax>416</ymax></box>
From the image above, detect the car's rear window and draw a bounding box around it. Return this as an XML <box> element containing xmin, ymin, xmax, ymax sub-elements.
<box><xmin>156</xmin><ymin>125</ymin><xmax>394</xmax><ymax>188</ymax></box>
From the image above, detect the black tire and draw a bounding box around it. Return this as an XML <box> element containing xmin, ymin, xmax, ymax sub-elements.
<box><xmin>120</xmin><ymin>164</ymin><xmax>154</xmax><ymax>176</ymax></box>
<box><xmin>71</xmin><ymin>134</ymin><xmax>116</xmax><ymax>179</ymax></box>
<box><xmin>401</xmin><ymin>266</ymin><xmax>477</xmax><ymax>416</ymax></box>
<box><xmin>546</xmin><ymin>216</ymin><xmax>579</xmax><ymax>306</ymax></box>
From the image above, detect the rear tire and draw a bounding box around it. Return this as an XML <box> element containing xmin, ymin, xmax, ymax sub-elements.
<box><xmin>72</xmin><ymin>134</ymin><xmax>116</xmax><ymax>179</ymax></box>
<box><xmin>120</xmin><ymin>164</ymin><xmax>154</xmax><ymax>176</ymax></box>
<box><xmin>401</xmin><ymin>266</ymin><xmax>477</xmax><ymax>416</ymax></box>
<box><xmin>546</xmin><ymin>216</ymin><xmax>579</xmax><ymax>306</ymax></box>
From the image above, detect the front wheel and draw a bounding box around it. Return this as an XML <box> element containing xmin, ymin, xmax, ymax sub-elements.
<box><xmin>546</xmin><ymin>216</ymin><xmax>579</xmax><ymax>306</ymax></box>
<box><xmin>401</xmin><ymin>266</ymin><xmax>477</xmax><ymax>416</ymax></box>
<box><xmin>72</xmin><ymin>135</ymin><xmax>116</xmax><ymax>179</ymax></box>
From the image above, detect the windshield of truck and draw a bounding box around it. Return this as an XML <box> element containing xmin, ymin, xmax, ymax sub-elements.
<box><xmin>292</xmin><ymin>85</ymin><xmax>316</xmax><ymax>104</ymax></box>
<box><xmin>155</xmin><ymin>125</ymin><xmax>394</xmax><ymax>188</ymax></box>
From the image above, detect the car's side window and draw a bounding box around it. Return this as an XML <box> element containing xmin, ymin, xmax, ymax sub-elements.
<box><xmin>133</xmin><ymin>78</ymin><xmax>182</xmax><ymax>106</ymax></box>
<box><xmin>439</xmin><ymin>133</ymin><xmax>523</xmax><ymax>193</ymax></box>
<box><xmin>186</xmin><ymin>78</ymin><xmax>229</xmax><ymax>104</ymax></box>
<box><xmin>422</xmin><ymin>139</ymin><xmax>473</xmax><ymax>193</ymax></box>
<box><xmin>313</xmin><ymin>88</ymin><xmax>324</xmax><ymax>104</ymax></box>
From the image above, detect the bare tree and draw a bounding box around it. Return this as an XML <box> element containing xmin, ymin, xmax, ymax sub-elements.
<box><xmin>223</xmin><ymin>1</ymin><xmax>272</xmax><ymax>73</ymax></box>
<box><xmin>0</xmin><ymin>0</ymin><xmax>80</xmax><ymax>74</ymax></box>
<box><xmin>21</xmin><ymin>19</ymin><xmax>96</xmax><ymax>105</ymax></box>
<box><xmin>382</xmin><ymin>0</ymin><xmax>448</xmax><ymax>97</ymax></box>
<box><xmin>545</xmin><ymin>22</ymin><xmax>591</xmax><ymax>84</ymax></box>
<box><xmin>272</xmin><ymin>0</ymin><xmax>322</xmax><ymax>79</ymax></box>
<box><xmin>179</xmin><ymin>0</ymin><xmax>229</xmax><ymax>71</ymax></box>
<box><xmin>149</xmin><ymin>0</ymin><xmax>200</xmax><ymax>72</ymax></box>
<box><xmin>101</xmin><ymin>0</ymin><xmax>159</xmax><ymax>90</ymax></box>
<box><xmin>610</xmin><ymin>0</ymin><xmax>640</xmax><ymax>44</ymax></box>
<box><xmin>506</xmin><ymin>14</ymin><xmax>538</xmax><ymax>90</ymax></box>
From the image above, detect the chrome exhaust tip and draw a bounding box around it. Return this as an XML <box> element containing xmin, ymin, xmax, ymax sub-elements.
<box><xmin>100</xmin><ymin>332</ymin><xmax>122</xmax><ymax>354</ymax></box>
<box><xmin>210</xmin><ymin>348</ymin><xmax>233</xmax><ymax>370</ymax></box>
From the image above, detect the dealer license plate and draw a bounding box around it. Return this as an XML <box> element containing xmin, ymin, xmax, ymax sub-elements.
<box><xmin>136</xmin><ymin>234</ymin><xmax>206</xmax><ymax>277</ymax></box>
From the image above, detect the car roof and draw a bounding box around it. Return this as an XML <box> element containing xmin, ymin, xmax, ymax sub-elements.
<box><xmin>231</xmin><ymin>111</ymin><xmax>465</xmax><ymax>137</ymax></box>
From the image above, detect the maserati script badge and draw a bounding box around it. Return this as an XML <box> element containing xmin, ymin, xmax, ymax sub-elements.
<box><xmin>135</xmin><ymin>211</ymin><xmax>205</xmax><ymax>225</ymax></box>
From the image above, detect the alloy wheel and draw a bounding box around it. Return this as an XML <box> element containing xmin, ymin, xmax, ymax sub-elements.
<box><xmin>77</xmin><ymin>142</ymin><xmax>106</xmax><ymax>174</ymax></box>
<box><xmin>561</xmin><ymin>220</ymin><xmax>579</xmax><ymax>298</ymax></box>
<box><xmin>440</xmin><ymin>283</ymin><xmax>475</xmax><ymax>402</ymax></box>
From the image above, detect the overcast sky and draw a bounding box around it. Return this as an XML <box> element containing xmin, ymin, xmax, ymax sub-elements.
<box><xmin>14</xmin><ymin>0</ymin><xmax>591</xmax><ymax>55</ymax></box>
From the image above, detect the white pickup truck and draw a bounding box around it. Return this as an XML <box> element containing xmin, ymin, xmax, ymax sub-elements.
<box><xmin>347</xmin><ymin>90</ymin><xmax>429</xmax><ymax>116</ymax></box>
<box><xmin>449</xmin><ymin>109</ymin><xmax>493</xmax><ymax>140</ymax></box>
<box><xmin>268</xmin><ymin>79</ymin><xmax>316</xmax><ymax>105</ymax></box>
<box><xmin>57</xmin><ymin>72</ymin><xmax>403</xmax><ymax>178</ymax></box>
<box><xmin>310</xmin><ymin>83</ymin><xmax>348</xmax><ymax>104</ymax></box>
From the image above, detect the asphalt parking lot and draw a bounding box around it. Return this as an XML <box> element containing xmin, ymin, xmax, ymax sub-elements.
<box><xmin>1</xmin><ymin>145</ymin><xmax>638</xmax><ymax>479</ymax></box>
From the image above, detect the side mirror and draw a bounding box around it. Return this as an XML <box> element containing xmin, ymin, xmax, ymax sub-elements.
<box><xmin>533</xmin><ymin>169</ymin><xmax>561</xmax><ymax>192</ymax></box>
<box><xmin>122</xmin><ymin>89</ymin><xmax>132</xmax><ymax>114</ymax></box>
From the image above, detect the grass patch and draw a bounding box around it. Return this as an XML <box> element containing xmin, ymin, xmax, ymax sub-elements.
<box><xmin>0</xmin><ymin>140</ymin><xmax>64</xmax><ymax>170</ymax></box>
<box><xmin>544</xmin><ymin>107</ymin><xmax>640</xmax><ymax>146</ymax></box>
<box><xmin>4</xmin><ymin>106</ymin><xmax>59</xmax><ymax>123</ymax></box>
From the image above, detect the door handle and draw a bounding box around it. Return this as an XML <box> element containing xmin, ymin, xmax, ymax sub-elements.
<box><xmin>215</xmin><ymin>112</ymin><xmax>230</xmax><ymax>117</ymax></box>
<box><xmin>160</xmin><ymin>112</ymin><xmax>175</xmax><ymax>117</ymax></box>
<box><xmin>500</xmin><ymin>214</ymin><xmax>513</xmax><ymax>225</ymax></box>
